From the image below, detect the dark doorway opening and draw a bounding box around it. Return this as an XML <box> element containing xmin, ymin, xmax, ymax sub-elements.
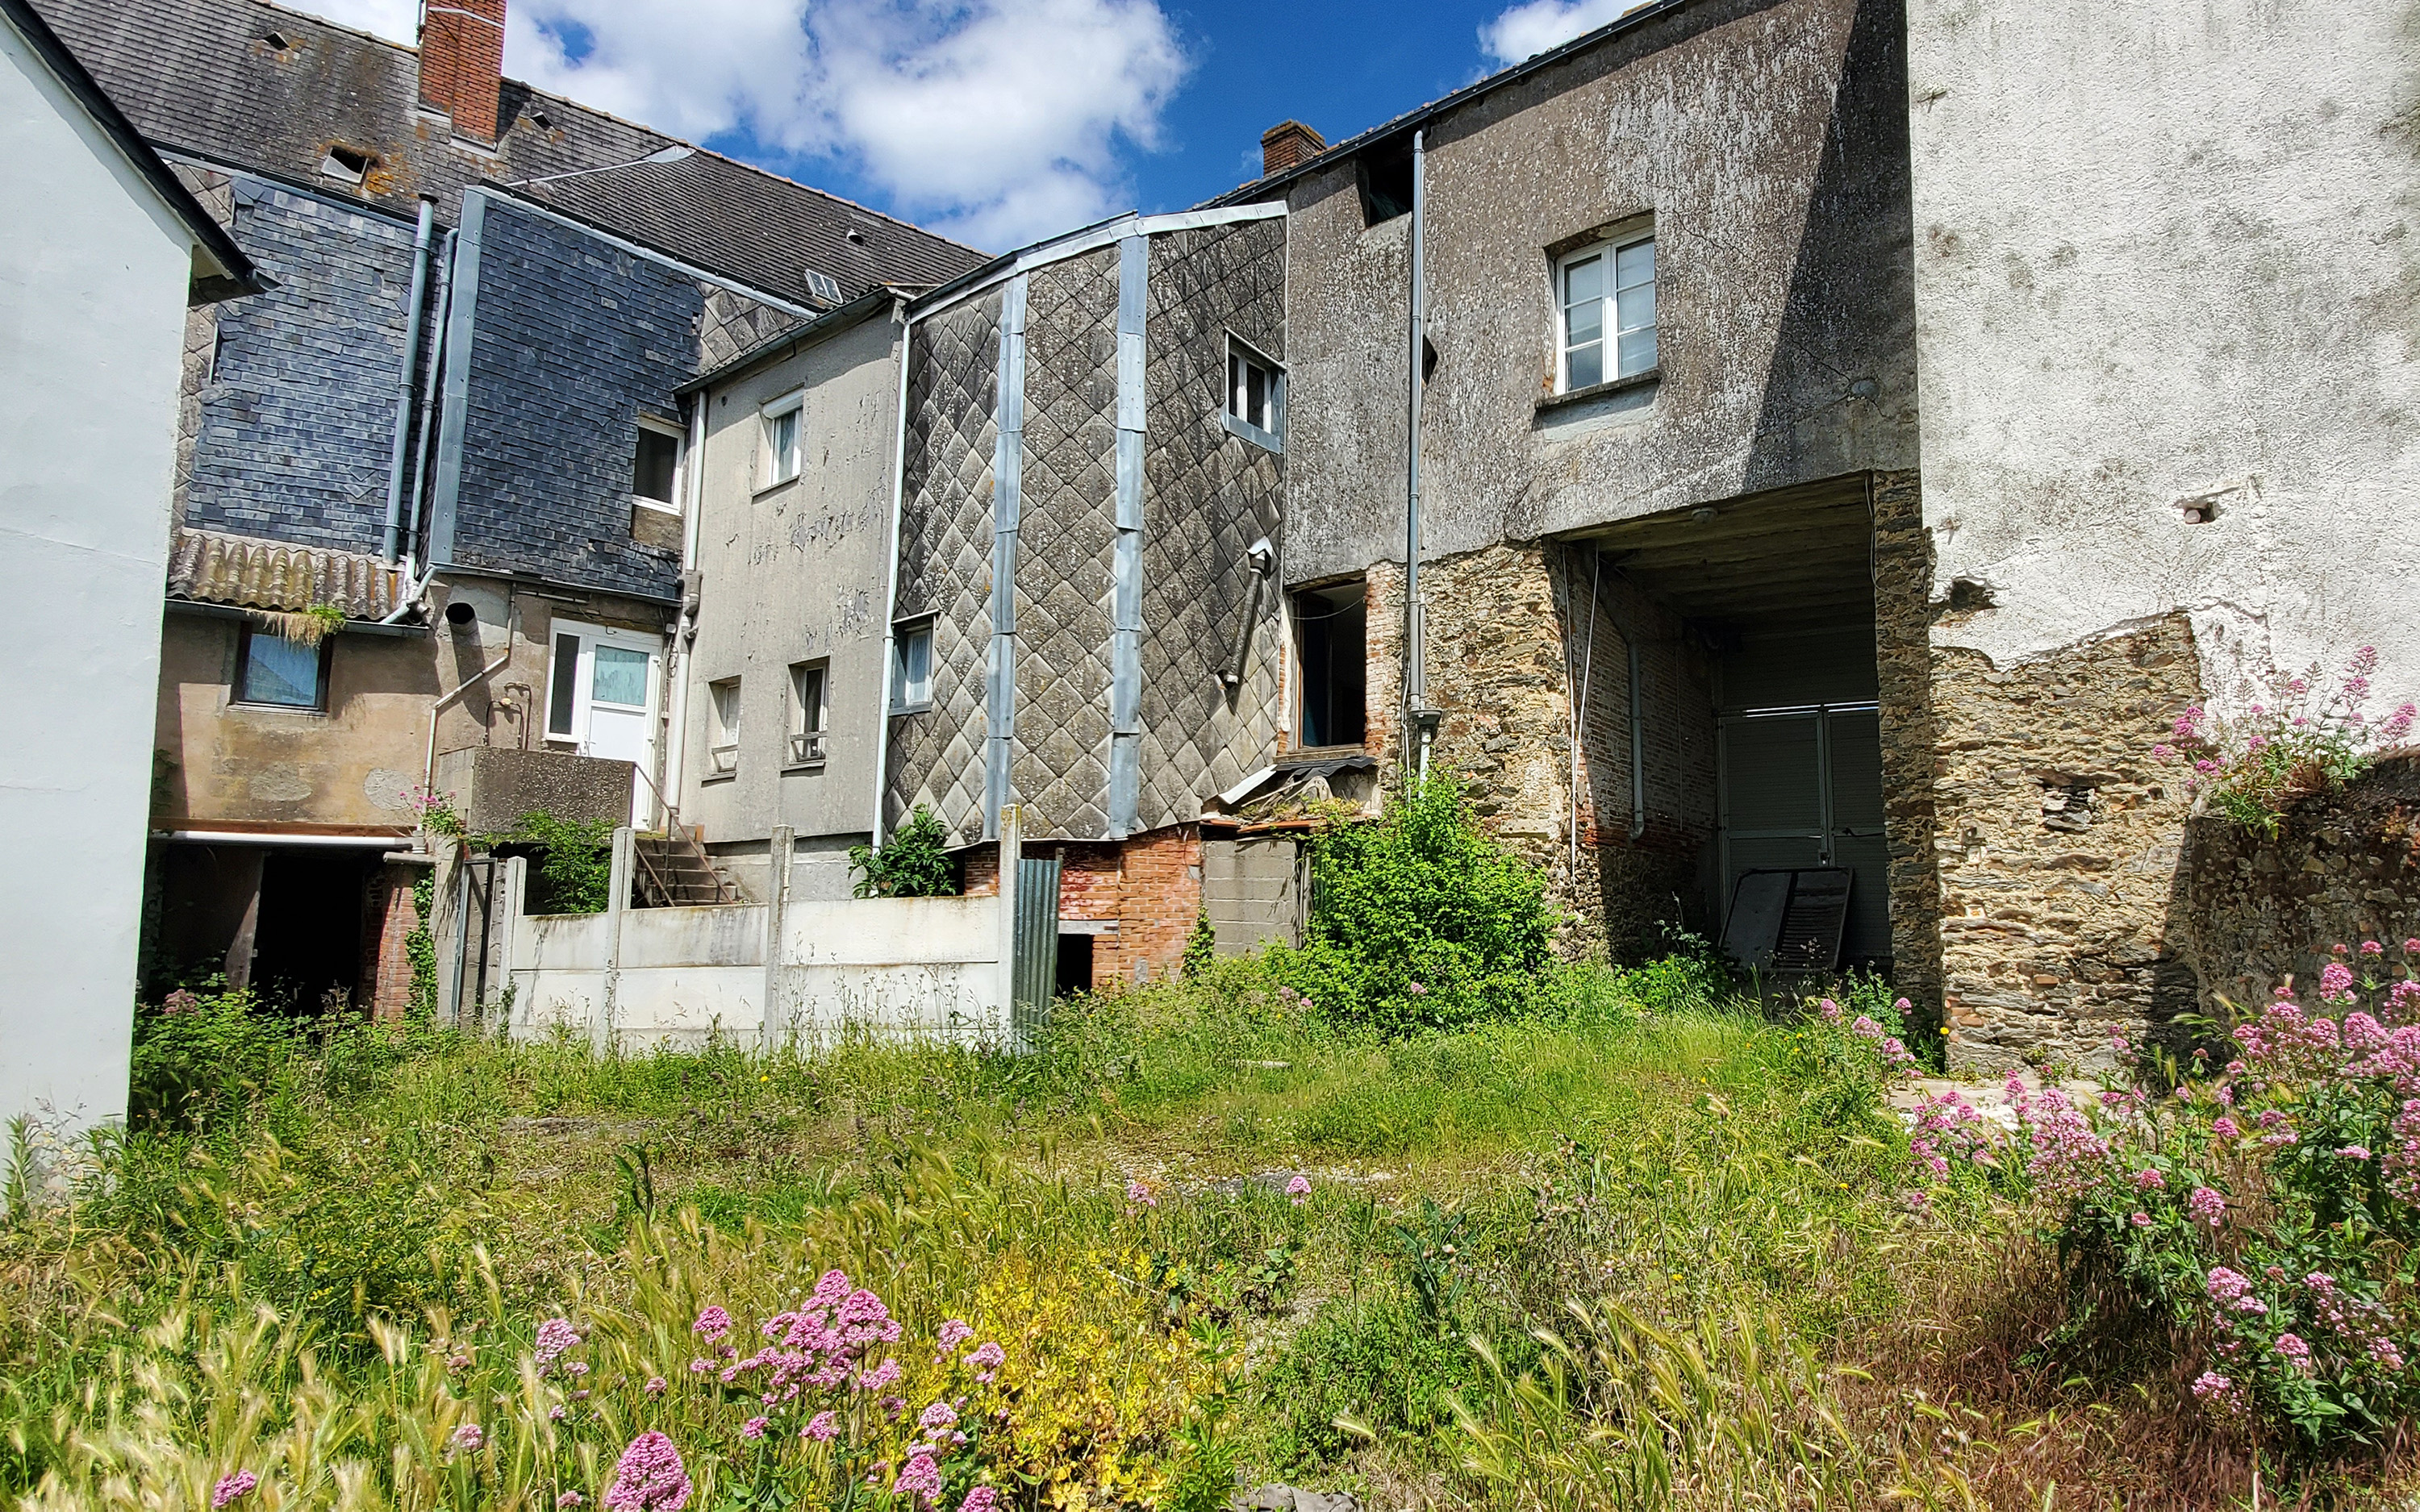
<box><xmin>146</xmin><ymin>843</ymin><xmax>376</xmax><ymax>1010</ymax></box>
<box><xmin>1293</xmin><ymin>581</ymin><xmax>1366</xmax><ymax>748</ymax></box>
<box><xmin>251</xmin><ymin>850</ymin><xmax>373</xmax><ymax>1010</ymax></box>
<box><xmin>1055</xmin><ymin>933</ymin><xmax>1095</xmax><ymax>998</ymax></box>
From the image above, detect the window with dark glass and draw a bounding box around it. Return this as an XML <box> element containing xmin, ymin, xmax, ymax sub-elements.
<box><xmin>236</xmin><ymin>626</ymin><xmax>329</xmax><ymax>710</ymax></box>
<box><xmin>1292</xmin><ymin>582</ymin><xmax>1366</xmax><ymax>748</ymax></box>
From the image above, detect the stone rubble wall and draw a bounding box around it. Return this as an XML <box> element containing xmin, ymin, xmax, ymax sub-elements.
<box><xmin>2173</xmin><ymin>753</ymin><xmax>2420</xmax><ymax>1012</ymax></box>
<box><xmin>1872</xmin><ymin>469</ymin><xmax>1946</xmax><ymax>1018</ymax></box>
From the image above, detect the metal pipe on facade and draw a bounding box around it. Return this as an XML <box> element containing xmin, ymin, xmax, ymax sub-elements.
<box><xmin>381</xmin><ymin>198</ymin><xmax>438</xmax><ymax>564</ymax></box>
<box><xmin>1405</xmin><ymin>130</ymin><xmax>1430</xmax><ymax>781</ymax></box>
<box><xmin>658</xmin><ymin>395</ymin><xmax>708</xmax><ymax>824</ymax></box>
<box><xmin>870</xmin><ymin>301</ymin><xmax>916</xmax><ymax>848</ymax></box>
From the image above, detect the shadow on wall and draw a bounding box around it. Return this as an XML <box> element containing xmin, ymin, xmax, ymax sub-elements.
<box><xmin>2172</xmin><ymin>752</ymin><xmax>2420</xmax><ymax>1021</ymax></box>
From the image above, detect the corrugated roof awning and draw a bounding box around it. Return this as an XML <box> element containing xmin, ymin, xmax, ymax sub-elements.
<box><xmin>166</xmin><ymin>527</ymin><xmax>405</xmax><ymax>619</ymax></box>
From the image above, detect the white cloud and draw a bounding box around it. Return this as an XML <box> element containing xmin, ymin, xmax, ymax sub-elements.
<box><xmin>277</xmin><ymin>0</ymin><xmax>1188</xmax><ymax>252</ymax></box>
<box><xmin>1479</xmin><ymin>0</ymin><xmax>1658</xmax><ymax>65</ymax></box>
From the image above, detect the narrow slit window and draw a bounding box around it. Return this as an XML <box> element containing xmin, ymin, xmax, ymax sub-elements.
<box><xmin>788</xmin><ymin>661</ymin><xmax>828</xmax><ymax>765</ymax></box>
<box><xmin>545</xmin><ymin>632</ymin><xmax>580</xmax><ymax>739</ymax></box>
<box><xmin>707</xmin><ymin>677</ymin><xmax>741</xmax><ymax>776</ymax></box>
<box><xmin>1558</xmin><ymin>230</ymin><xmax>1656</xmax><ymax>392</ymax></box>
<box><xmin>1291</xmin><ymin>583</ymin><xmax>1366</xmax><ymax>749</ymax></box>
<box><xmin>1224</xmin><ymin>337</ymin><xmax>1283</xmax><ymax>450</ymax></box>
<box><xmin>890</xmin><ymin>621</ymin><xmax>934</xmax><ymax>713</ymax></box>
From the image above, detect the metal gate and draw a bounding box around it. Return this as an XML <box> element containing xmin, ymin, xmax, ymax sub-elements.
<box><xmin>1717</xmin><ymin>702</ymin><xmax>1888</xmax><ymax>962</ymax></box>
<box><xmin>1011</xmin><ymin>854</ymin><xmax>1061</xmax><ymax>1048</ymax></box>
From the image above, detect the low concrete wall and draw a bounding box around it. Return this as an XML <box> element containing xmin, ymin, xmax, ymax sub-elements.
<box><xmin>493</xmin><ymin>827</ymin><xmax>1012</xmax><ymax>1050</ymax></box>
<box><xmin>2176</xmin><ymin>753</ymin><xmax>2420</xmax><ymax>1012</ymax></box>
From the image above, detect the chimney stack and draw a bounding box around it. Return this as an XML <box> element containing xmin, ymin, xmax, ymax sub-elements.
<box><xmin>418</xmin><ymin>0</ymin><xmax>507</xmax><ymax>142</ymax></box>
<box><xmin>1259</xmin><ymin>119</ymin><xmax>1326</xmax><ymax>177</ymax></box>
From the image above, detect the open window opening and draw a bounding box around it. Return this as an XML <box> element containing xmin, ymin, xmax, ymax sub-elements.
<box><xmin>320</xmin><ymin>144</ymin><xmax>376</xmax><ymax>185</ymax></box>
<box><xmin>706</xmin><ymin>677</ymin><xmax>741</xmax><ymax>777</ymax></box>
<box><xmin>1356</xmin><ymin>135</ymin><xmax>1415</xmax><ymax>227</ymax></box>
<box><xmin>1291</xmin><ymin>582</ymin><xmax>1366</xmax><ymax>749</ymax></box>
<box><xmin>787</xmin><ymin>660</ymin><xmax>827</xmax><ymax>767</ymax></box>
<box><xmin>632</xmin><ymin>421</ymin><xmax>680</xmax><ymax>508</ymax></box>
<box><xmin>890</xmin><ymin>619</ymin><xmax>934</xmax><ymax>713</ymax></box>
<box><xmin>761</xmin><ymin>391</ymin><xmax>803</xmax><ymax>488</ymax></box>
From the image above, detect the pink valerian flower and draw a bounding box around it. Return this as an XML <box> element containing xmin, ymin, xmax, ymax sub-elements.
<box><xmin>2130</xmin><ymin>1211</ymin><xmax>2151</xmax><ymax>1227</ymax></box>
<box><xmin>449</xmin><ymin>1422</ymin><xmax>485</xmax><ymax>1455</ymax></box>
<box><xmin>2212</xmin><ymin>1116</ymin><xmax>2242</xmax><ymax>1139</ymax></box>
<box><xmin>858</xmin><ymin>1356</ymin><xmax>902</xmax><ymax>1393</ymax></box>
<box><xmin>740</xmin><ymin>1418</ymin><xmax>769</xmax><ymax>1441</ymax></box>
<box><xmin>2338</xmin><ymin>1145</ymin><xmax>2374</xmax><ymax>1160</ymax></box>
<box><xmin>937</xmin><ymin>1318</ymin><xmax>974</xmax><ymax>1356</ymax></box>
<box><xmin>895</xmin><ymin>1452</ymin><xmax>944</xmax><ymax>1506</ymax></box>
<box><xmin>2363</xmin><ymin>939</ymin><xmax>2386</xmax><ymax>957</ymax></box>
<box><xmin>2206</xmin><ymin>1267</ymin><xmax>2270</xmax><ymax>1317</ymax></box>
<box><xmin>1287</xmin><ymin>1174</ymin><xmax>1312</xmax><ymax>1205</ymax></box>
<box><xmin>2187</xmin><ymin>1186</ymin><xmax>2226</xmax><ymax>1226</ymax></box>
<box><xmin>211</xmin><ymin>1472</ymin><xmax>259</xmax><ymax>1509</ymax></box>
<box><xmin>920</xmin><ymin>1401</ymin><xmax>959</xmax><ymax>1432</ymax></box>
<box><xmin>2274</xmin><ymin>1333</ymin><xmax>2314</xmax><ymax>1372</ymax></box>
<box><xmin>967</xmin><ymin>1341</ymin><xmax>1005</xmax><ymax>1383</ymax></box>
<box><xmin>558</xmin><ymin>1495</ymin><xmax>585</xmax><ymax>1509</ymax></box>
<box><xmin>534</xmin><ymin>1318</ymin><xmax>582</xmax><ymax>1371</ymax></box>
<box><xmin>2321</xmin><ymin>961</ymin><xmax>2358</xmax><ymax>1003</ymax></box>
<box><xmin>1408</xmin><ymin>981</ymin><xmax>1427</xmax><ymax>995</ymax></box>
<box><xmin>692</xmin><ymin>1306</ymin><xmax>731</xmax><ymax>1341</ymax></box>
<box><xmin>644</xmin><ymin>1377</ymin><xmax>666</xmax><ymax>1397</ymax></box>
<box><xmin>961</xmin><ymin>1489</ymin><xmax>1001</xmax><ymax>1512</ymax></box>
<box><xmin>550</xmin><ymin>1405</ymin><xmax>570</xmax><ymax>1422</ymax></box>
<box><xmin>687</xmin><ymin>1358</ymin><xmax>711</xmax><ymax>1374</ymax></box>
<box><xmin>1850</xmin><ymin>1014</ymin><xmax>1883</xmax><ymax>1040</ymax></box>
<box><xmin>1818</xmin><ymin>998</ymin><xmax>1843</xmax><ymax>1024</ymax></box>
<box><xmin>1126</xmin><ymin>1180</ymin><xmax>1157</xmax><ymax>1207</ymax></box>
<box><xmin>2012</xmin><ymin>1082</ymin><xmax>2110</xmax><ymax>1196</ymax></box>
<box><xmin>2371</xmin><ymin>1336</ymin><xmax>2406</xmax><ymax>1370</ymax></box>
<box><xmin>2133</xmin><ymin>1168</ymin><xmax>2166</xmax><ymax>1190</ymax></box>
<box><xmin>802</xmin><ymin>1411</ymin><xmax>839</xmax><ymax>1442</ymax></box>
<box><xmin>605</xmin><ymin>1432</ymin><xmax>691</xmax><ymax>1512</ymax></box>
<box><xmin>2190</xmin><ymin>1370</ymin><xmax>2233</xmax><ymax>1401</ymax></box>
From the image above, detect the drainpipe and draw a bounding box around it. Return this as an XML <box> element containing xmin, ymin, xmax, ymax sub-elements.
<box><xmin>870</xmin><ymin>302</ymin><xmax>914</xmax><ymax>847</ymax></box>
<box><xmin>379</xmin><ymin>228</ymin><xmax>457</xmax><ymax>624</ymax></box>
<box><xmin>1404</xmin><ymin>129</ymin><xmax>1432</xmax><ymax>784</ymax></box>
<box><xmin>381</xmin><ymin>198</ymin><xmax>438</xmax><ymax>564</ymax></box>
<box><xmin>659</xmin><ymin>394</ymin><xmax>707</xmax><ymax>823</ymax></box>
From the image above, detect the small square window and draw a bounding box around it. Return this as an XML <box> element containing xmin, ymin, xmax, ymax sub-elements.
<box><xmin>633</xmin><ymin>423</ymin><xmax>680</xmax><ymax>506</ymax></box>
<box><xmin>890</xmin><ymin>621</ymin><xmax>934</xmax><ymax>713</ymax></box>
<box><xmin>1558</xmin><ymin>230</ymin><xmax>1656</xmax><ymax>393</ymax></box>
<box><xmin>761</xmin><ymin>393</ymin><xmax>803</xmax><ymax>487</ymax></box>
<box><xmin>236</xmin><ymin>625</ymin><xmax>330</xmax><ymax>710</ymax></box>
<box><xmin>787</xmin><ymin>660</ymin><xmax>828</xmax><ymax>765</ymax></box>
<box><xmin>320</xmin><ymin>144</ymin><xmax>375</xmax><ymax>185</ymax></box>
<box><xmin>1224</xmin><ymin>337</ymin><xmax>1283</xmax><ymax>452</ymax></box>
<box><xmin>706</xmin><ymin>677</ymin><xmax>741</xmax><ymax>776</ymax></box>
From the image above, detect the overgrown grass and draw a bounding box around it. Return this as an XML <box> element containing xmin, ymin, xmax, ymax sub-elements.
<box><xmin>1</xmin><ymin>961</ymin><xmax>2400</xmax><ymax>1508</ymax></box>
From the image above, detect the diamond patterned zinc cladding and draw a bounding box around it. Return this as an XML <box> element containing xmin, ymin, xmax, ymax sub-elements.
<box><xmin>1137</xmin><ymin>219</ymin><xmax>1289</xmax><ymax>831</ymax></box>
<box><xmin>1011</xmin><ymin>250</ymin><xmax>1120</xmax><ymax>839</ymax></box>
<box><xmin>887</xmin><ymin>293</ymin><xmax>1000</xmax><ymax>839</ymax></box>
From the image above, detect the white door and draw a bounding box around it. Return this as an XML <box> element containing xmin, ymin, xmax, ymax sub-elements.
<box><xmin>544</xmin><ymin>620</ymin><xmax>664</xmax><ymax>826</ymax></box>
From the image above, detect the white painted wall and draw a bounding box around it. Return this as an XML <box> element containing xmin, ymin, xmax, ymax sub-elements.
<box><xmin>0</xmin><ymin>20</ymin><xmax>207</xmax><ymax>1161</ymax></box>
<box><xmin>1906</xmin><ymin>0</ymin><xmax>2420</xmax><ymax>709</ymax></box>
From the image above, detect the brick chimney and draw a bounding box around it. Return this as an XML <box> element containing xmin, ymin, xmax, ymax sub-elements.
<box><xmin>419</xmin><ymin>0</ymin><xmax>507</xmax><ymax>142</ymax></box>
<box><xmin>1259</xmin><ymin>119</ymin><xmax>1326</xmax><ymax>177</ymax></box>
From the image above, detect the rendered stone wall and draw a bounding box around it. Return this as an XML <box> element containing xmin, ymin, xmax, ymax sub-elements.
<box><xmin>1932</xmin><ymin>615</ymin><xmax>2203</xmax><ymax>1073</ymax></box>
<box><xmin>2174</xmin><ymin>755</ymin><xmax>2420</xmax><ymax>1011</ymax></box>
<box><xmin>1871</xmin><ymin>469</ymin><xmax>1944</xmax><ymax>1017</ymax></box>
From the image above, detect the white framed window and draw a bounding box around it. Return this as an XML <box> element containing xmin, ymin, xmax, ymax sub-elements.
<box><xmin>760</xmin><ymin>391</ymin><xmax>803</xmax><ymax>488</ymax></box>
<box><xmin>787</xmin><ymin>660</ymin><xmax>828</xmax><ymax>766</ymax></box>
<box><xmin>890</xmin><ymin>619</ymin><xmax>934</xmax><ymax>713</ymax></box>
<box><xmin>1224</xmin><ymin>335</ymin><xmax>1283</xmax><ymax>451</ymax></box>
<box><xmin>706</xmin><ymin>677</ymin><xmax>742</xmax><ymax>777</ymax></box>
<box><xmin>632</xmin><ymin>417</ymin><xmax>682</xmax><ymax>510</ymax></box>
<box><xmin>1557</xmin><ymin>231</ymin><xmax>1656</xmax><ymax>393</ymax></box>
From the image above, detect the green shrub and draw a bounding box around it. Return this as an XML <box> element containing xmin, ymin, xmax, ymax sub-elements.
<box><xmin>1270</xmin><ymin>773</ymin><xmax>1556</xmax><ymax>1035</ymax></box>
<box><xmin>127</xmin><ymin>988</ymin><xmax>304</xmax><ymax>1131</ymax></box>
<box><xmin>849</xmin><ymin>805</ymin><xmax>960</xmax><ymax>898</ymax></box>
<box><xmin>488</xmin><ymin>810</ymin><xmax>615</xmax><ymax>914</ymax></box>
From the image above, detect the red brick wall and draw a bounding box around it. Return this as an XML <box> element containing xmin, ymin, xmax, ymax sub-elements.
<box><xmin>964</xmin><ymin>829</ymin><xmax>1205</xmax><ymax>989</ymax></box>
<box><xmin>418</xmin><ymin>0</ymin><xmax>506</xmax><ymax>140</ymax></box>
<box><xmin>359</xmin><ymin>860</ymin><xmax>428</xmax><ymax>1019</ymax></box>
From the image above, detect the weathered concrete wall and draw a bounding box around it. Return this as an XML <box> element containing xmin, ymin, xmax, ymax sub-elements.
<box><xmin>0</xmin><ymin>11</ymin><xmax>204</xmax><ymax>1150</ymax></box>
<box><xmin>1282</xmin><ymin>0</ymin><xmax>1916</xmax><ymax>585</ymax></box>
<box><xmin>2174</xmin><ymin>755</ymin><xmax>2420</xmax><ymax>1014</ymax></box>
<box><xmin>1932</xmin><ymin>616</ymin><xmax>2203</xmax><ymax>1073</ymax></box>
<box><xmin>1204</xmin><ymin>831</ymin><xmax>1304</xmax><ymax>956</ymax></box>
<box><xmin>435</xmin><ymin>746</ymin><xmax>632</xmax><ymax>833</ymax></box>
<box><xmin>1905</xmin><ymin>0</ymin><xmax>2420</xmax><ymax>719</ymax></box>
<box><xmin>682</xmin><ymin>309</ymin><xmax>900</xmax><ymax>893</ymax></box>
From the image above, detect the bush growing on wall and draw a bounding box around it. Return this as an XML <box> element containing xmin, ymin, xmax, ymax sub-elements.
<box><xmin>1272</xmin><ymin>773</ymin><xmax>1556</xmax><ymax>1035</ymax></box>
<box><xmin>487</xmin><ymin>810</ymin><xmax>615</xmax><ymax>914</ymax></box>
<box><xmin>849</xmin><ymin>806</ymin><xmax>959</xmax><ymax>898</ymax></box>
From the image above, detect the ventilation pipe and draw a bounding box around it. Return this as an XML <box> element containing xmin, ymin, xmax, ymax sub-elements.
<box><xmin>381</xmin><ymin>197</ymin><xmax>437</xmax><ymax>563</ymax></box>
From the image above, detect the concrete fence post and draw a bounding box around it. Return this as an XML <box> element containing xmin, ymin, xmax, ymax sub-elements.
<box><xmin>596</xmin><ymin>827</ymin><xmax>634</xmax><ymax>1056</ymax></box>
<box><xmin>494</xmin><ymin>854</ymin><xmax>527</xmax><ymax>1035</ymax></box>
<box><xmin>761</xmin><ymin>826</ymin><xmax>793</xmax><ymax>1055</ymax></box>
<box><xmin>433</xmin><ymin>841</ymin><xmax>465</xmax><ymax>1026</ymax></box>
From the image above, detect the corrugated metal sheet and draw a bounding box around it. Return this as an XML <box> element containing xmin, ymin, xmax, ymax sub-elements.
<box><xmin>1012</xmin><ymin>855</ymin><xmax>1062</xmax><ymax>1048</ymax></box>
<box><xmin>165</xmin><ymin>527</ymin><xmax>403</xmax><ymax>618</ymax></box>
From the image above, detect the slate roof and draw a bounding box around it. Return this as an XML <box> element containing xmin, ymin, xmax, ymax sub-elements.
<box><xmin>29</xmin><ymin>0</ymin><xmax>985</xmax><ymax>302</ymax></box>
<box><xmin>168</xmin><ymin>527</ymin><xmax>405</xmax><ymax>618</ymax></box>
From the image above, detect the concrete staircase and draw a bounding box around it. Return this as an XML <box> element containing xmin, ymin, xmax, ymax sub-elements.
<box><xmin>632</xmin><ymin>825</ymin><xmax>745</xmax><ymax>907</ymax></box>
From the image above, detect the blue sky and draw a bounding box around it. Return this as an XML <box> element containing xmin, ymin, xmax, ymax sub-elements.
<box><xmin>306</xmin><ymin>0</ymin><xmax>1644</xmax><ymax>249</ymax></box>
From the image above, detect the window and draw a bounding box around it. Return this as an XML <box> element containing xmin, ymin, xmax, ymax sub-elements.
<box><xmin>1356</xmin><ymin>137</ymin><xmax>1415</xmax><ymax>227</ymax></box>
<box><xmin>632</xmin><ymin>422</ymin><xmax>680</xmax><ymax>508</ymax></box>
<box><xmin>890</xmin><ymin>620</ymin><xmax>934</xmax><ymax>713</ymax></box>
<box><xmin>1225</xmin><ymin>337</ymin><xmax>1283</xmax><ymax>451</ymax></box>
<box><xmin>801</xmin><ymin>266</ymin><xmax>843</xmax><ymax>306</ymax></box>
<box><xmin>320</xmin><ymin>144</ymin><xmax>375</xmax><ymax>185</ymax></box>
<box><xmin>761</xmin><ymin>392</ymin><xmax>803</xmax><ymax>487</ymax></box>
<box><xmin>235</xmin><ymin>625</ymin><xmax>329</xmax><ymax>710</ymax></box>
<box><xmin>1558</xmin><ymin>231</ymin><xmax>1656</xmax><ymax>392</ymax></box>
<box><xmin>788</xmin><ymin>660</ymin><xmax>828</xmax><ymax>765</ymax></box>
<box><xmin>707</xmin><ymin>677</ymin><xmax>741</xmax><ymax>776</ymax></box>
<box><xmin>1291</xmin><ymin>583</ymin><xmax>1366</xmax><ymax>748</ymax></box>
